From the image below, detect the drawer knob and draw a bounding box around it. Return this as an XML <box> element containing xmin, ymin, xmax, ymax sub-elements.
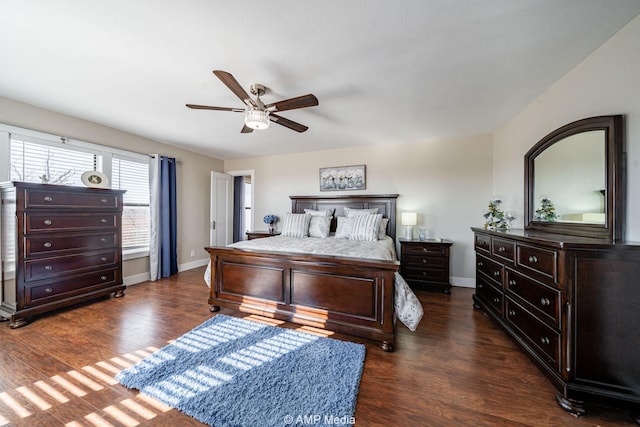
<box><xmin>422</xmin><ymin>272</ymin><xmax>427</xmax><ymax>276</ymax></box>
<box><xmin>422</xmin><ymin>248</ymin><xmax>428</xmax><ymax>253</ymax></box>
<box><xmin>44</xmin><ymin>196</ymin><xmax>53</xmax><ymax>202</ymax></box>
<box><xmin>508</xmin><ymin>279</ymin><xmax>517</xmax><ymax>286</ymax></box>
<box><xmin>100</xmin><ymin>275</ymin><xmax>108</xmax><ymax>281</ymax></box>
<box><xmin>100</xmin><ymin>257</ymin><xmax>108</xmax><ymax>262</ymax></box>
<box><xmin>100</xmin><ymin>238</ymin><xmax>107</xmax><ymax>243</ymax></box>
<box><xmin>422</xmin><ymin>259</ymin><xmax>428</xmax><ymax>264</ymax></box>
<box><xmin>477</xmin><ymin>261</ymin><xmax>484</xmax><ymax>267</ymax></box>
<box><xmin>101</xmin><ymin>198</ymin><xmax>108</xmax><ymax>203</ymax></box>
<box><xmin>100</xmin><ymin>218</ymin><xmax>108</xmax><ymax>223</ymax></box>
<box><xmin>43</xmin><ymin>219</ymin><xmax>52</xmax><ymax>226</ymax></box>
<box><xmin>44</xmin><ymin>287</ymin><xmax>53</xmax><ymax>294</ymax></box>
<box><xmin>477</xmin><ymin>283</ymin><xmax>483</xmax><ymax>289</ymax></box>
<box><xmin>540</xmin><ymin>337</ymin><xmax>551</xmax><ymax>345</ymax></box>
<box><xmin>498</xmin><ymin>246</ymin><xmax>506</xmax><ymax>252</ymax></box>
<box><xmin>540</xmin><ymin>297</ymin><xmax>551</xmax><ymax>306</ymax></box>
<box><xmin>493</xmin><ymin>271</ymin><xmax>500</xmax><ymax>277</ymax></box>
<box><xmin>493</xmin><ymin>297</ymin><xmax>500</xmax><ymax>303</ymax></box>
<box><xmin>528</xmin><ymin>255</ymin><xmax>538</xmax><ymax>263</ymax></box>
<box><xmin>44</xmin><ymin>265</ymin><xmax>53</xmax><ymax>271</ymax></box>
<box><xmin>508</xmin><ymin>309</ymin><xmax>516</xmax><ymax>316</ymax></box>
<box><xmin>43</xmin><ymin>242</ymin><xmax>52</xmax><ymax>248</ymax></box>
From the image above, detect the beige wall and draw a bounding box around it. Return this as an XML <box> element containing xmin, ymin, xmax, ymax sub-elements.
<box><xmin>225</xmin><ymin>134</ymin><xmax>493</xmax><ymax>286</ymax></box>
<box><xmin>0</xmin><ymin>96</ymin><xmax>224</xmax><ymax>283</ymax></box>
<box><xmin>493</xmin><ymin>14</ymin><xmax>640</xmax><ymax>241</ymax></box>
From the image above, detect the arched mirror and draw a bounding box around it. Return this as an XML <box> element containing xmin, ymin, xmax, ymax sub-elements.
<box><xmin>524</xmin><ymin>115</ymin><xmax>624</xmax><ymax>241</ymax></box>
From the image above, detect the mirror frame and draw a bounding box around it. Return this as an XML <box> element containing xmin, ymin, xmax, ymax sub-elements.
<box><xmin>524</xmin><ymin>115</ymin><xmax>624</xmax><ymax>241</ymax></box>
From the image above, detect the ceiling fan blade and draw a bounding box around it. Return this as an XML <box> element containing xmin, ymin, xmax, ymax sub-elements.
<box><xmin>186</xmin><ymin>104</ymin><xmax>244</xmax><ymax>112</ymax></box>
<box><xmin>241</xmin><ymin>125</ymin><xmax>254</xmax><ymax>134</ymax></box>
<box><xmin>266</xmin><ymin>94</ymin><xmax>318</xmax><ymax>113</ymax></box>
<box><xmin>212</xmin><ymin>70</ymin><xmax>257</xmax><ymax>108</ymax></box>
<box><xmin>270</xmin><ymin>113</ymin><xmax>309</xmax><ymax>133</ymax></box>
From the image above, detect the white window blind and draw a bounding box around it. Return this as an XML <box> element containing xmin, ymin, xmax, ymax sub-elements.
<box><xmin>10</xmin><ymin>137</ymin><xmax>96</xmax><ymax>186</ymax></box>
<box><xmin>112</xmin><ymin>157</ymin><xmax>150</xmax><ymax>249</ymax></box>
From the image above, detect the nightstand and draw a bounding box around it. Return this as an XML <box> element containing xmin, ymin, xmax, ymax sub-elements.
<box><xmin>246</xmin><ymin>231</ymin><xmax>280</xmax><ymax>240</ymax></box>
<box><xmin>399</xmin><ymin>238</ymin><xmax>453</xmax><ymax>294</ymax></box>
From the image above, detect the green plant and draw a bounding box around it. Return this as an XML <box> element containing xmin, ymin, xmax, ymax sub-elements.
<box><xmin>483</xmin><ymin>198</ymin><xmax>508</xmax><ymax>230</ymax></box>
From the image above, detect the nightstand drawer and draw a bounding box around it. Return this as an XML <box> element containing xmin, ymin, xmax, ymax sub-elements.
<box><xmin>402</xmin><ymin>267</ymin><xmax>448</xmax><ymax>283</ymax></box>
<box><xmin>404</xmin><ymin>254</ymin><xmax>447</xmax><ymax>269</ymax></box>
<box><xmin>403</xmin><ymin>244</ymin><xmax>447</xmax><ymax>256</ymax></box>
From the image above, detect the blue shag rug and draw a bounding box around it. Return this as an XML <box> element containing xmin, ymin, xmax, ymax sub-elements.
<box><xmin>116</xmin><ymin>314</ymin><xmax>365</xmax><ymax>427</ymax></box>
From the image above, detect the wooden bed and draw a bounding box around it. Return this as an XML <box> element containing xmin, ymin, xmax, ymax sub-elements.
<box><xmin>205</xmin><ymin>194</ymin><xmax>399</xmax><ymax>351</ymax></box>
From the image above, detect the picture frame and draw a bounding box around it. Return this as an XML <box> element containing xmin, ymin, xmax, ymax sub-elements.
<box><xmin>319</xmin><ymin>164</ymin><xmax>366</xmax><ymax>192</ymax></box>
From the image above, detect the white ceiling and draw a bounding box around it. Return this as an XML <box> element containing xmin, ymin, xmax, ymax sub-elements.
<box><xmin>1</xmin><ymin>1</ymin><xmax>639</xmax><ymax>160</ymax></box>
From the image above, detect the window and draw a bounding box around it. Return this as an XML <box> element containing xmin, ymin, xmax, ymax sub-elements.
<box><xmin>112</xmin><ymin>157</ymin><xmax>150</xmax><ymax>250</ymax></box>
<box><xmin>5</xmin><ymin>129</ymin><xmax>150</xmax><ymax>256</ymax></box>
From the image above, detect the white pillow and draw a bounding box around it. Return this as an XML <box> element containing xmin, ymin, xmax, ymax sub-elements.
<box><xmin>344</xmin><ymin>207</ymin><xmax>379</xmax><ymax>217</ymax></box>
<box><xmin>378</xmin><ymin>217</ymin><xmax>389</xmax><ymax>239</ymax></box>
<box><xmin>281</xmin><ymin>213</ymin><xmax>311</xmax><ymax>238</ymax></box>
<box><xmin>334</xmin><ymin>216</ymin><xmax>353</xmax><ymax>239</ymax></box>
<box><xmin>350</xmin><ymin>214</ymin><xmax>382</xmax><ymax>241</ymax></box>
<box><xmin>309</xmin><ymin>216</ymin><xmax>331</xmax><ymax>238</ymax></box>
<box><xmin>304</xmin><ymin>208</ymin><xmax>335</xmax><ymax>217</ymax></box>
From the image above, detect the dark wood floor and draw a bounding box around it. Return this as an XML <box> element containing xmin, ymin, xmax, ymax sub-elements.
<box><xmin>0</xmin><ymin>267</ymin><xmax>636</xmax><ymax>426</ymax></box>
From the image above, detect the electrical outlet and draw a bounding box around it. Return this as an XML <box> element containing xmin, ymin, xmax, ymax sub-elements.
<box><xmin>190</xmin><ymin>250</ymin><xmax>195</xmax><ymax>257</ymax></box>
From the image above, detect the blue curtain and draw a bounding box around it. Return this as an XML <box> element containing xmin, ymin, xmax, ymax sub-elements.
<box><xmin>233</xmin><ymin>176</ymin><xmax>245</xmax><ymax>242</ymax></box>
<box><xmin>158</xmin><ymin>156</ymin><xmax>178</xmax><ymax>278</ymax></box>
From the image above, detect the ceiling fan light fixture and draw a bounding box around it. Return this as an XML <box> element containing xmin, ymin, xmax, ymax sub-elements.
<box><xmin>244</xmin><ymin>109</ymin><xmax>270</xmax><ymax>130</ymax></box>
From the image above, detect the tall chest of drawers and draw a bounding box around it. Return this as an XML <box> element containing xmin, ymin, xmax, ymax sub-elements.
<box><xmin>471</xmin><ymin>227</ymin><xmax>640</xmax><ymax>417</ymax></box>
<box><xmin>0</xmin><ymin>182</ymin><xmax>126</xmax><ymax>328</ymax></box>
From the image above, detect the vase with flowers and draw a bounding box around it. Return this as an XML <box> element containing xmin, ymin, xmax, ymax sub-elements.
<box><xmin>263</xmin><ymin>214</ymin><xmax>279</xmax><ymax>234</ymax></box>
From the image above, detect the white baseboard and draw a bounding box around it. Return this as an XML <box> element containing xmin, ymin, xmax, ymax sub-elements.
<box><xmin>450</xmin><ymin>276</ymin><xmax>475</xmax><ymax>288</ymax></box>
<box><xmin>178</xmin><ymin>258</ymin><xmax>209</xmax><ymax>272</ymax></box>
<box><xmin>123</xmin><ymin>258</ymin><xmax>208</xmax><ymax>286</ymax></box>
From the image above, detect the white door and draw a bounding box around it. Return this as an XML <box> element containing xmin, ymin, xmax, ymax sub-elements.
<box><xmin>210</xmin><ymin>171</ymin><xmax>233</xmax><ymax>246</ymax></box>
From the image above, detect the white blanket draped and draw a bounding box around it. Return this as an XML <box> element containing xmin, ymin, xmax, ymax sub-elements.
<box><xmin>204</xmin><ymin>235</ymin><xmax>423</xmax><ymax>331</ymax></box>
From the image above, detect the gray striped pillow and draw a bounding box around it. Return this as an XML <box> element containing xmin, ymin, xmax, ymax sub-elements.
<box><xmin>281</xmin><ymin>213</ymin><xmax>311</xmax><ymax>237</ymax></box>
<box><xmin>350</xmin><ymin>214</ymin><xmax>382</xmax><ymax>241</ymax></box>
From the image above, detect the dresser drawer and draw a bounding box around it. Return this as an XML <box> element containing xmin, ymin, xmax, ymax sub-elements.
<box><xmin>25</xmin><ymin>213</ymin><xmax>118</xmax><ymax>233</ymax></box>
<box><xmin>476</xmin><ymin>276</ymin><xmax>503</xmax><ymax>317</ymax></box>
<box><xmin>505</xmin><ymin>269</ymin><xmax>560</xmax><ymax>326</ymax></box>
<box><xmin>476</xmin><ymin>255</ymin><xmax>503</xmax><ymax>287</ymax></box>
<box><xmin>492</xmin><ymin>237</ymin><xmax>516</xmax><ymax>265</ymax></box>
<box><xmin>23</xmin><ymin>189</ymin><xmax>119</xmax><ymax>209</ymax></box>
<box><xmin>475</xmin><ymin>234</ymin><xmax>491</xmax><ymax>254</ymax></box>
<box><xmin>24</xmin><ymin>251</ymin><xmax>118</xmax><ymax>282</ymax></box>
<box><xmin>26</xmin><ymin>268</ymin><xmax>119</xmax><ymax>306</ymax></box>
<box><xmin>505</xmin><ymin>297</ymin><xmax>560</xmax><ymax>372</ymax></box>
<box><xmin>25</xmin><ymin>233</ymin><xmax>118</xmax><ymax>257</ymax></box>
<box><xmin>404</xmin><ymin>254</ymin><xmax>447</xmax><ymax>269</ymax></box>
<box><xmin>516</xmin><ymin>244</ymin><xmax>558</xmax><ymax>283</ymax></box>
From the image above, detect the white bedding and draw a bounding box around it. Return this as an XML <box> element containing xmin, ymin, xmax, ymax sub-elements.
<box><xmin>204</xmin><ymin>235</ymin><xmax>423</xmax><ymax>331</ymax></box>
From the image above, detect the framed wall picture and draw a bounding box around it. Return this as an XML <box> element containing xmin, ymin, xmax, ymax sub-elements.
<box><xmin>319</xmin><ymin>165</ymin><xmax>366</xmax><ymax>191</ymax></box>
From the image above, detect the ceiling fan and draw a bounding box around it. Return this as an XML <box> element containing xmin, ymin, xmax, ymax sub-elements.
<box><xmin>186</xmin><ymin>70</ymin><xmax>319</xmax><ymax>133</ymax></box>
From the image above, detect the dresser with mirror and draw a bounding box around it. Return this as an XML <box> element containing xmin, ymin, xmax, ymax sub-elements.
<box><xmin>472</xmin><ymin>115</ymin><xmax>639</xmax><ymax>421</ymax></box>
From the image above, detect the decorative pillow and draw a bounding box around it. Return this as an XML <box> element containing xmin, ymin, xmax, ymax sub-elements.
<box><xmin>350</xmin><ymin>214</ymin><xmax>382</xmax><ymax>241</ymax></box>
<box><xmin>308</xmin><ymin>216</ymin><xmax>331</xmax><ymax>238</ymax></box>
<box><xmin>281</xmin><ymin>213</ymin><xmax>311</xmax><ymax>238</ymax></box>
<box><xmin>378</xmin><ymin>217</ymin><xmax>389</xmax><ymax>239</ymax></box>
<box><xmin>334</xmin><ymin>216</ymin><xmax>353</xmax><ymax>239</ymax></box>
<box><xmin>344</xmin><ymin>207</ymin><xmax>379</xmax><ymax>217</ymax></box>
<box><xmin>304</xmin><ymin>208</ymin><xmax>335</xmax><ymax>217</ymax></box>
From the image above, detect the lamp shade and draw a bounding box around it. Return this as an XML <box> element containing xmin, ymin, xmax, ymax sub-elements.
<box><xmin>244</xmin><ymin>109</ymin><xmax>270</xmax><ymax>130</ymax></box>
<box><xmin>401</xmin><ymin>212</ymin><xmax>417</xmax><ymax>226</ymax></box>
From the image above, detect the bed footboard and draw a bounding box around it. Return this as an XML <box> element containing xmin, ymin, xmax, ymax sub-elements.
<box><xmin>206</xmin><ymin>246</ymin><xmax>399</xmax><ymax>351</ymax></box>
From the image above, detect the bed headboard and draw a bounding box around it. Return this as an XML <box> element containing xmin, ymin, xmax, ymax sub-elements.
<box><xmin>290</xmin><ymin>194</ymin><xmax>399</xmax><ymax>241</ymax></box>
